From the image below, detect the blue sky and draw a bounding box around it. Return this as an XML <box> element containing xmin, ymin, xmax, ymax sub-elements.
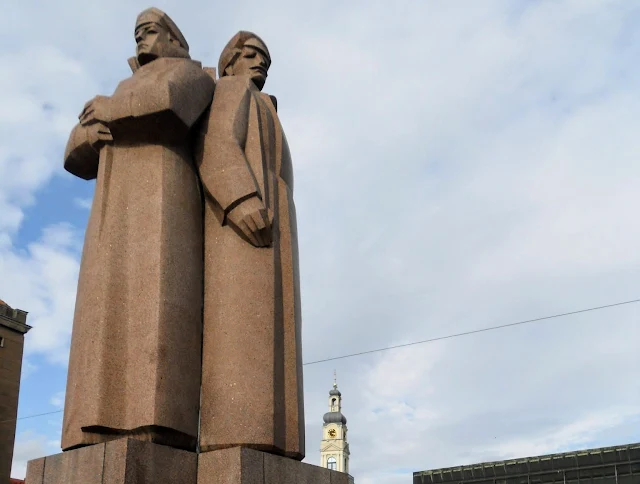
<box><xmin>3</xmin><ymin>1</ymin><xmax>640</xmax><ymax>482</ymax></box>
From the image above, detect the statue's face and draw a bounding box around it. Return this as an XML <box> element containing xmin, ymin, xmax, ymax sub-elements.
<box><xmin>231</xmin><ymin>39</ymin><xmax>271</xmax><ymax>91</ymax></box>
<box><xmin>135</xmin><ymin>21</ymin><xmax>170</xmax><ymax>65</ymax></box>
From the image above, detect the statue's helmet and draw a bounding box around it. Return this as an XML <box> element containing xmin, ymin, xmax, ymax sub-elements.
<box><xmin>218</xmin><ymin>31</ymin><xmax>271</xmax><ymax>78</ymax></box>
<box><xmin>135</xmin><ymin>7</ymin><xmax>190</xmax><ymax>62</ymax></box>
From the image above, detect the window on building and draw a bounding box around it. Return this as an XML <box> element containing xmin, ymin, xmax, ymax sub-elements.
<box><xmin>0</xmin><ymin>337</ymin><xmax>4</xmax><ymax>348</ymax></box>
<box><xmin>327</xmin><ymin>456</ymin><xmax>337</xmax><ymax>471</ymax></box>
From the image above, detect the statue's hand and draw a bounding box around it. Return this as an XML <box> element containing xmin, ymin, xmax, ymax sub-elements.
<box><xmin>87</xmin><ymin>122</ymin><xmax>113</xmax><ymax>149</ymax></box>
<box><xmin>226</xmin><ymin>196</ymin><xmax>274</xmax><ymax>248</ymax></box>
<box><xmin>79</xmin><ymin>95</ymin><xmax>113</xmax><ymax>126</ymax></box>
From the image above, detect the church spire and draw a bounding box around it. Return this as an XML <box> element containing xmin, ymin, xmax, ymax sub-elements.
<box><xmin>321</xmin><ymin>374</ymin><xmax>351</xmax><ymax>479</ymax></box>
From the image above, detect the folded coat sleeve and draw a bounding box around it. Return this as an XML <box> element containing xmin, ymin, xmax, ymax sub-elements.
<box><xmin>63</xmin><ymin>124</ymin><xmax>99</xmax><ymax>181</ymax></box>
<box><xmin>196</xmin><ymin>76</ymin><xmax>262</xmax><ymax>217</ymax></box>
<box><xmin>109</xmin><ymin>59</ymin><xmax>216</xmax><ymax>141</ymax></box>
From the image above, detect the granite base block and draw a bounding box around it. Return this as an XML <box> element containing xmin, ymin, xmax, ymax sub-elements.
<box><xmin>25</xmin><ymin>441</ymin><xmax>348</xmax><ymax>484</ymax></box>
<box><xmin>197</xmin><ymin>447</ymin><xmax>349</xmax><ymax>484</ymax></box>
<box><xmin>24</xmin><ymin>438</ymin><xmax>197</xmax><ymax>484</ymax></box>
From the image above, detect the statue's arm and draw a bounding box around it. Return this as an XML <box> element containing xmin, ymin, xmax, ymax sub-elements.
<box><xmin>83</xmin><ymin>61</ymin><xmax>215</xmax><ymax>141</ymax></box>
<box><xmin>196</xmin><ymin>76</ymin><xmax>262</xmax><ymax>215</ymax></box>
<box><xmin>196</xmin><ymin>77</ymin><xmax>273</xmax><ymax>247</ymax></box>
<box><xmin>118</xmin><ymin>62</ymin><xmax>215</xmax><ymax>128</ymax></box>
<box><xmin>63</xmin><ymin>123</ymin><xmax>111</xmax><ymax>180</ymax></box>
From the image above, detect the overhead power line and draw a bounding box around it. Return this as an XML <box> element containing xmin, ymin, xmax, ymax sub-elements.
<box><xmin>302</xmin><ymin>297</ymin><xmax>640</xmax><ymax>365</ymax></box>
<box><xmin>5</xmin><ymin>297</ymin><xmax>639</xmax><ymax>426</ymax></box>
<box><xmin>3</xmin><ymin>410</ymin><xmax>63</xmax><ymax>424</ymax></box>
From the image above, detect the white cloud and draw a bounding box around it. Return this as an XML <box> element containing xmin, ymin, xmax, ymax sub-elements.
<box><xmin>47</xmin><ymin>439</ymin><xmax>61</xmax><ymax>450</ymax></box>
<box><xmin>10</xmin><ymin>431</ymin><xmax>48</xmax><ymax>479</ymax></box>
<box><xmin>0</xmin><ymin>223</ymin><xmax>81</xmax><ymax>365</ymax></box>
<box><xmin>73</xmin><ymin>197</ymin><xmax>93</xmax><ymax>210</ymax></box>
<box><xmin>49</xmin><ymin>392</ymin><xmax>65</xmax><ymax>409</ymax></box>
<box><xmin>0</xmin><ymin>40</ymin><xmax>94</xmax><ymax>372</ymax></box>
<box><xmin>0</xmin><ymin>45</ymin><xmax>98</xmax><ymax>235</ymax></box>
<box><xmin>20</xmin><ymin>359</ymin><xmax>38</xmax><ymax>379</ymax></box>
<box><xmin>477</xmin><ymin>405</ymin><xmax>640</xmax><ymax>462</ymax></box>
<box><xmin>3</xmin><ymin>1</ymin><xmax>640</xmax><ymax>483</ymax></box>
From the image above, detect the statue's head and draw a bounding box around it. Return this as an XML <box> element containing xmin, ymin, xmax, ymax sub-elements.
<box><xmin>218</xmin><ymin>31</ymin><xmax>271</xmax><ymax>91</ymax></box>
<box><xmin>135</xmin><ymin>8</ymin><xmax>190</xmax><ymax>65</ymax></box>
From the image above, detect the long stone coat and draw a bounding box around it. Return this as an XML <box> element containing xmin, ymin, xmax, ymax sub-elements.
<box><xmin>62</xmin><ymin>57</ymin><xmax>215</xmax><ymax>452</ymax></box>
<box><xmin>195</xmin><ymin>75</ymin><xmax>305</xmax><ymax>460</ymax></box>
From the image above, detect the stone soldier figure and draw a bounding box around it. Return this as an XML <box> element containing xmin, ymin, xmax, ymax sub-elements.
<box><xmin>62</xmin><ymin>7</ymin><xmax>214</xmax><ymax>452</ymax></box>
<box><xmin>196</xmin><ymin>32</ymin><xmax>305</xmax><ymax>460</ymax></box>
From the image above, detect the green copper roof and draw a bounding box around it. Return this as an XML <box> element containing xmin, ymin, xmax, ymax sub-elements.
<box><xmin>414</xmin><ymin>442</ymin><xmax>640</xmax><ymax>481</ymax></box>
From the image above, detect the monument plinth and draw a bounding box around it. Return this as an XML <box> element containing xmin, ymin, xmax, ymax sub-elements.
<box><xmin>25</xmin><ymin>6</ymin><xmax>322</xmax><ymax>484</ymax></box>
<box><xmin>26</xmin><ymin>439</ymin><xmax>196</xmax><ymax>484</ymax></box>
<box><xmin>26</xmin><ymin>441</ymin><xmax>348</xmax><ymax>484</ymax></box>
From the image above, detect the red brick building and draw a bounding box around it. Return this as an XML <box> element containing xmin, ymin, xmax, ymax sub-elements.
<box><xmin>0</xmin><ymin>299</ymin><xmax>31</xmax><ymax>484</ymax></box>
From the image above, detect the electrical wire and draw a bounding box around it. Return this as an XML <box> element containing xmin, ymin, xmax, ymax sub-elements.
<box><xmin>1</xmin><ymin>409</ymin><xmax>63</xmax><ymax>424</ymax></box>
<box><xmin>302</xmin><ymin>297</ymin><xmax>640</xmax><ymax>365</ymax></box>
<box><xmin>5</xmin><ymin>297</ymin><xmax>639</xmax><ymax>425</ymax></box>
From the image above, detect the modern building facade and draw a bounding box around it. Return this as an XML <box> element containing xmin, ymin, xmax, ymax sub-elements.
<box><xmin>0</xmin><ymin>299</ymin><xmax>31</xmax><ymax>483</ymax></box>
<box><xmin>414</xmin><ymin>442</ymin><xmax>640</xmax><ymax>484</ymax></box>
<box><xmin>320</xmin><ymin>376</ymin><xmax>354</xmax><ymax>484</ymax></box>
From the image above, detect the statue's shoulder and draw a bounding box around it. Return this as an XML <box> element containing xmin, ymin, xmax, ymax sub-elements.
<box><xmin>259</xmin><ymin>92</ymin><xmax>278</xmax><ymax>112</ymax></box>
<box><xmin>216</xmin><ymin>76</ymin><xmax>257</xmax><ymax>91</ymax></box>
<box><xmin>135</xmin><ymin>58</ymin><xmax>211</xmax><ymax>86</ymax></box>
<box><xmin>165</xmin><ymin>58</ymin><xmax>210</xmax><ymax>79</ymax></box>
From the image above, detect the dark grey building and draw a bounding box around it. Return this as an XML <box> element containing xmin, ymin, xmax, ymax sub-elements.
<box><xmin>415</xmin><ymin>443</ymin><xmax>640</xmax><ymax>484</ymax></box>
<box><xmin>0</xmin><ymin>299</ymin><xmax>31</xmax><ymax>483</ymax></box>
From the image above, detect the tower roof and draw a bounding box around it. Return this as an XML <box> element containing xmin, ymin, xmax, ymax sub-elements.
<box><xmin>325</xmin><ymin>372</ymin><xmax>346</xmax><ymax>424</ymax></box>
<box><xmin>330</xmin><ymin>371</ymin><xmax>342</xmax><ymax>396</ymax></box>
<box><xmin>323</xmin><ymin>411</ymin><xmax>347</xmax><ymax>425</ymax></box>
<box><xmin>0</xmin><ymin>298</ymin><xmax>10</xmax><ymax>308</ymax></box>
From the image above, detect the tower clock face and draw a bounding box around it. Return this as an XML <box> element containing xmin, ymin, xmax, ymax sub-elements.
<box><xmin>328</xmin><ymin>429</ymin><xmax>337</xmax><ymax>438</ymax></box>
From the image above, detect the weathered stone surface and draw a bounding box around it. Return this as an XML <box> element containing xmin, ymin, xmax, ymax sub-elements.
<box><xmin>198</xmin><ymin>447</ymin><xmax>340</xmax><ymax>484</ymax></box>
<box><xmin>103</xmin><ymin>438</ymin><xmax>197</xmax><ymax>484</ymax></box>
<box><xmin>24</xmin><ymin>457</ymin><xmax>45</xmax><ymax>484</ymax></box>
<box><xmin>197</xmin><ymin>31</ymin><xmax>304</xmax><ymax>461</ymax></box>
<box><xmin>25</xmin><ymin>438</ymin><xmax>196</xmax><ymax>484</ymax></box>
<box><xmin>198</xmin><ymin>447</ymin><xmax>263</xmax><ymax>484</ymax></box>
<box><xmin>61</xmin><ymin>7</ymin><xmax>214</xmax><ymax>452</ymax></box>
<box><xmin>331</xmin><ymin>470</ymin><xmax>351</xmax><ymax>484</ymax></box>
<box><xmin>265</xmin><ymin>450</ymin><xmax>332</xmax><ymax>484</ymax></box>
<box><xmin>43</xmin><ymin>443</ymin><xmax>105</xmax><ymax>484</ymax></box>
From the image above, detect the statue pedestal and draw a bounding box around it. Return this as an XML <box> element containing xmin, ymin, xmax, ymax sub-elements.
<box><xmin>198</xmin><ymin>446</ymin><xmax>349</xmax><ymax>484</ymax></box>
<box><xmin>25</xmin><ymin>439</ymin><xmax>348</xmax><ymax>484</ymax></box>
<box><xmin>25</xmin><ymin>438</ymin><xmax>196</xmax><ymax>484</ymax></box>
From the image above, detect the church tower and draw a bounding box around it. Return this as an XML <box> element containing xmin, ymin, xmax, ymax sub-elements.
<box><xmin>320</xmin><ymin>374</ymin><xmax>351</xmax><ymax>479</ymax></box>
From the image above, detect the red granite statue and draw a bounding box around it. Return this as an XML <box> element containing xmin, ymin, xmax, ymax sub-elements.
<box><xmin>25</xmin><ymin>12</ymin><xmax>352</xmax><ymax>484</ymax></box>
<box><xmin>196</xmin><ymin>31</ymin><xmax>305</xmax><ymax>460</ymax></box>
<box><xmin>62</xmin><ymin>7</ymin><xmax>214</xmax><ymax>452</ymax></box>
